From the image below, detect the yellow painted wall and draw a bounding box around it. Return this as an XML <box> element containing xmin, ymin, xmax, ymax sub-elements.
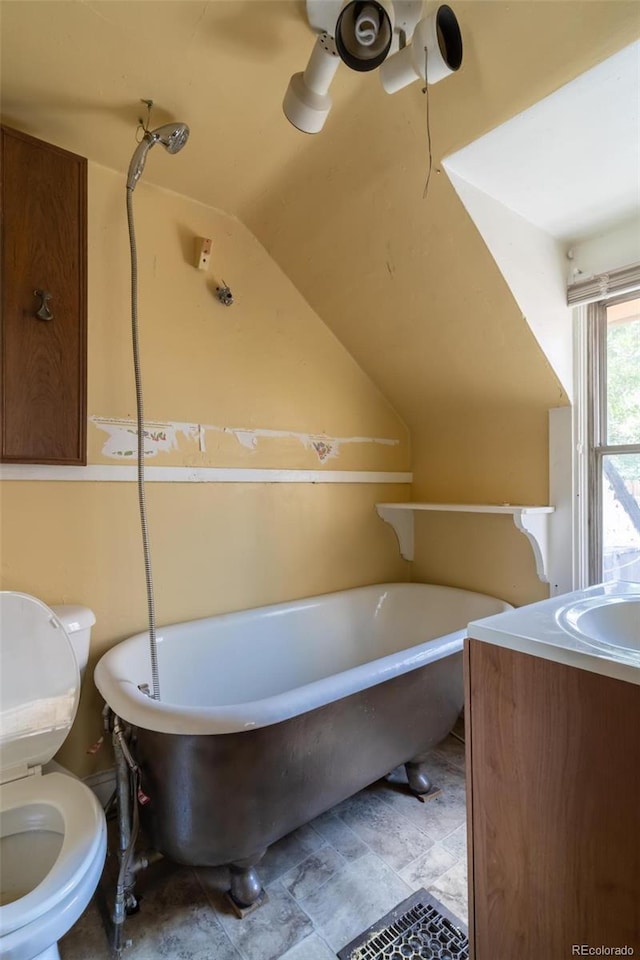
<box><xmin>0</xmin><ymin>162</ymin><xmax>409</xmax><ymax>776</ymax></box>
<box><xmin>243</xmin><ymin>2</ymin><xmax>639</xmax><ymax>606</ymax></box>
<box><xmin>409</xmin><ymin>397</ymin><xmax>552</xmax><ymax>606</ymax></box>
<box><xmin>2</xmin><ymin>2</ymin><xmax>639</xmax><ymax>775</ymax></box>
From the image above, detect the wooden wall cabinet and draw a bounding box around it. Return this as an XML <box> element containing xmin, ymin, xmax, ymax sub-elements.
<box><xmin>465</xmin><ymin>639</ymin><xmax>640</xmax><ymax>959</ymax></box>
<box><xmin>1</xmin><ymin>125</ymin><xmax>87</xmax><ymax>464</ymax></box>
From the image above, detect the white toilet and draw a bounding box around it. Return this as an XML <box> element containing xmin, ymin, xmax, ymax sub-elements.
<box><xmin>0</xmin><ymin>592</ymin><xmax>107</xmax><ymax>960</ymax></box>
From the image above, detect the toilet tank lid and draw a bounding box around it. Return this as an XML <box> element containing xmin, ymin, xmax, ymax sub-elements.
<box><xmin>50</xmin><ymin>604</ymin><xmax>96</xmax><ymax>634</ymax></box>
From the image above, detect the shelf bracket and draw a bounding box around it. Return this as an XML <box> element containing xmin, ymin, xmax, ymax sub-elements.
<box><xmin>376</xmin><ymin>503</ymin><xmax>554</xmax><ymax>581</ymax></box>
<box><xmin>512</xmin><ymin>510</ymin><xmax>550</xmax><ymax>583</ymax></box>
<box><xmin>376</xmin><ymin>504</ymin><xmax>414</xmax><ymax>560</ymax></box>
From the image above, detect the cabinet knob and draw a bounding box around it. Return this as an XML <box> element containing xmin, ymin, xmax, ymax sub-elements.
<box><xmin>33</xmin><ymin>289</ymin><xmax>54</xmax><ymax>321</ymax></box>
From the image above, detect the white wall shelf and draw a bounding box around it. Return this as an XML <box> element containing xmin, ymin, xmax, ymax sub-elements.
<box><xmin>376</xmin><ymin>503</ymin><xmax>555</xmax><ymax>582</ymax></box>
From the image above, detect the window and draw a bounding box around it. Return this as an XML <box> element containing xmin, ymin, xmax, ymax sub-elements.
<box><xmin>587</xmin><ymin>295</ymin><xmax>640</xmax><ymax>583</ymax></box>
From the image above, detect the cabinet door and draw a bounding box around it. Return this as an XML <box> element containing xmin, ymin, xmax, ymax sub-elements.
<box><xmin>466</xmin><ymin>639</ymin><xmax>640</xmax><ymax>959</ymax></box>
<box><xmin>1</xmin><ymin>126</ymin><xmax>87</xmax><ymax>463</ymax></box>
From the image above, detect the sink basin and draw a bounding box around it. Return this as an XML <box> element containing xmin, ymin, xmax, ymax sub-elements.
<box><xmin>557</xmin><ymin>594</ymin><xmax>640</xmax><ymax>658</ymax></box>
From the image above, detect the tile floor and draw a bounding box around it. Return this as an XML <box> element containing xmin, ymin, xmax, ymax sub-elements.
<box><xmin>60</xmin><ymin>734</ymin><xmax>468</xmax><ymax>960</ymax></box>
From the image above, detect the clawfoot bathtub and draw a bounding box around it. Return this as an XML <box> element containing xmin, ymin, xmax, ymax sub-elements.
<box><xmin>95</xmin><ymin>582</ymin><xmax>510</xmax><ymax>910</ymax></box>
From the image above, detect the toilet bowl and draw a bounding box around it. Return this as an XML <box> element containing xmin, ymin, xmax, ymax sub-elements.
<box><xmin>0</xmin><ymin>593</ymin><xmax>107</xmax><ymax>960</ymax></box>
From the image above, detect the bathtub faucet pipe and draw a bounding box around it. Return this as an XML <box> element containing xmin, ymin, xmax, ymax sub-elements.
<box><xmin>110</xmin><ymin>713</ymin><xmax>142</xmax><ymax>953</ymax></box>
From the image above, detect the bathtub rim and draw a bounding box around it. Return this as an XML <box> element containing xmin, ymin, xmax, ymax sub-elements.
<box><xmin>94</xmin><ymin>581</ymin><xmax>512</xmax><ymax>736</ymax></box>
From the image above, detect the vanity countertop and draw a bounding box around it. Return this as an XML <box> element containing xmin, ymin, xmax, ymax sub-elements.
<box><xmin>467</xmin><ymin>580</ymin><xmax>640</xmax><ymax>686</ymax></box>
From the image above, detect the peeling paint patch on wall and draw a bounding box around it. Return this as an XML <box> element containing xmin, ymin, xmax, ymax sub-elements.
<box><xmin>91</xmin><ymin>418</ymin><xmax>200</xmax><ymax>458</ymax></box>
<box><xmin>90</xmin><ymin>416</ymin><xmax>400</xmax><ymax>464</ymax></box>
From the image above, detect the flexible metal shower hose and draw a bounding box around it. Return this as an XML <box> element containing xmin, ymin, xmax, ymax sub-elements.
<box><xmin>126</xmin><ymin>188</ymin><xmax>161</xmax><ymax>701</ymax></box>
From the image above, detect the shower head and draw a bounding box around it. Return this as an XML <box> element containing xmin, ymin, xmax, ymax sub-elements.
<box><xmin>153</xmin><ymin>122</ymin><xmax>190</xmax><ymax>154</ymax></box>
<box><xmin>126</xmin><ymin>122</ymin><xmax>190</xmax><ymax>190</ymax></box>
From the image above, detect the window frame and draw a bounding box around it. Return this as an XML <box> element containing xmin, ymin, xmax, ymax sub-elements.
<box><xmin>585</xmin><ymin>294</ymin><xmax>640</xmax><ymax>583</ymax></box>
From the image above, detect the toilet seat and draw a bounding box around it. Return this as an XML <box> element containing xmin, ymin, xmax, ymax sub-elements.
<box><xmin>0</xmin><ymin>593</ymin><xmax>107</xmax><ymax>960</ymax></box>
<box><xmin>0</xmin><ymin>772</ymin><xmax>106</xmax><ymax>939</ymax></box>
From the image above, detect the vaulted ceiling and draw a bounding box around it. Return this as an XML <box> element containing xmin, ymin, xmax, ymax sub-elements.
<box><xmin>2</xmin><ymin>1</ymin><xmax>638</xmax><ymax>435</ymax></box>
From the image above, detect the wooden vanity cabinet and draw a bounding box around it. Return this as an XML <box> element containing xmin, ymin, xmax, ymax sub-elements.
<box><xmin>464</xmin><ymin>639</ymin><xmax>640</xmax><ymax>959</ymax></box>
<box><xmin>1</xmin><ymin>125</ymin><xmax>87</xmax><ymax>463</ymax></box>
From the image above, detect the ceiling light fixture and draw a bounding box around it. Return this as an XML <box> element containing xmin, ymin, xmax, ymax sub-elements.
<box><xmin>283</xmin><ymin>1</ymin><xmax>463</xmax><ymax>134</ymax></box>
<box><xmin>282</xmin><ymin>31</ymin><xmax>341</xmax><ymax>134</ymax></box>
<box><xmin>380</xmin><ymin>4</ymin><xmax>462</xmax><ymax>93</ymax></box>
<box><xmin>334</xmin><ymin>0</ymin><xmax>395</xmax><ymax>72</ymax></box>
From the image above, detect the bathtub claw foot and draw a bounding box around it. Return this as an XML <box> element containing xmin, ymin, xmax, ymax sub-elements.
<box><xmin>225</xmin><ymin>885</ymin><xmax>268</xmax><ymax>918</ymax></box>
<box><xmin>405</xmin><ymin>759</ymin><xmax>433</xmax><ymax>796</ymax></box>
<box><xmin>227</xmin><ymin>854</ymin><xmax>267</xmax><ymax>915</ymax></box>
